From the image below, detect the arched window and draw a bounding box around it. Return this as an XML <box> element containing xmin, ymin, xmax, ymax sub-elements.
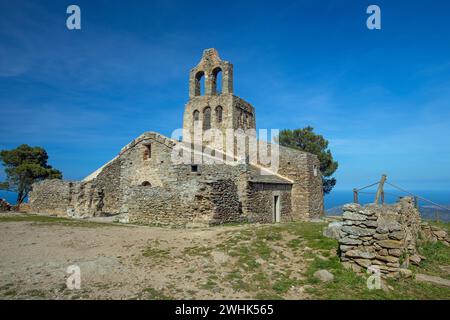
<box><xmin>193</xmin><ymin>110</ymin><xmax>200</xmax><ymax>124</ymax></box>
<box><xmin>203</xmin><ymin>107</ymin><xmax>211</xmax><ymax>130</ymax></box>
<box><xmin>212</xmin><ymin>67</ymin><xmax>222</xmax><ymax>95</ymax></box>
<box><xmin>141</xmin><ymin>181</ymin><xmax>151</xmax><ymax>187</ymax></box>
<box><xmin>215</xmin><ymin>106</ymin><xmax>223</xmax><ymax>123</ymax></box>
<box><xmin>195</xmin><ymin>71</ymin><xmax>205</xmax><ymax>96</ymax></box>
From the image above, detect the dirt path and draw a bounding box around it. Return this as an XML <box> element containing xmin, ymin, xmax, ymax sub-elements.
<box><xmin>0</xmin><ymin>216</ymin><xmax>310</xmax><ymax>300</ymax></box>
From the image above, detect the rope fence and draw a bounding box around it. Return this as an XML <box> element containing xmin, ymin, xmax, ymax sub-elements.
<box><xmin>352</xmin><ymin>175</ymin><xmax>450</xmax><ymax>221</ymax></box>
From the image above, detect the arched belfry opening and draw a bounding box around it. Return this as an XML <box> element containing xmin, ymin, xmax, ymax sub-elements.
<box><xmin>194</xmin><ymin>71</ymin><xmax>205</xmax><ymax>96</ymax></box>
<box><xmin>212</xmin><ymin>67</ymin><xmax>222</xmax><ymax>95</ymax></box>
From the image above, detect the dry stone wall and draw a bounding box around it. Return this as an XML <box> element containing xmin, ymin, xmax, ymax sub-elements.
<box><xmin>420</xmin><ymin>223</ymin><xmax>450</xmax><ymax>245</ymax></box>
<box><xmin>335</xmin><ymin>197</ymin><xmax>422</xmax><ymax>277</ymax></box>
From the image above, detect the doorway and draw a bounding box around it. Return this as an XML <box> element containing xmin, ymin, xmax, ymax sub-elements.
<box><xmin>273</xmin><ymin>195</ymin><xmax>280</xmax><ymax>223</ymax></box>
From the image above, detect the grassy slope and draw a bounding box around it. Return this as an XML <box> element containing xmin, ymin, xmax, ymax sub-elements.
<box><xmin>285</xmin><ymin>222</ymin><xmax>450</xmax><ymax>299</ymax></box>
<box><xmin>181</xmin><ymin>221</ymin><xmax>450</xmax><ymax>299</ymax></box>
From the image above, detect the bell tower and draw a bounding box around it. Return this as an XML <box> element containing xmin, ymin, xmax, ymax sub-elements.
<box><xmin>188</xmin><ymin>48</ymin><xmax>233</xmax><ymax>98</ymax></box>
<box><xmin>182</xmin><ymin>49</ymin><xmax>256</xmax><ymax>153</ymax></box>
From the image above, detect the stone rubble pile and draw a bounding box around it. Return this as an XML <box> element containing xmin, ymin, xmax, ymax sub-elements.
<box><xmin>0</xmin><ymin>198</ymin><xmax>11</xmax><ymax>212</ymax></box>
<box><xmin>420</xmin><ymin>223</ymin><xmax>450</xmax><ymax>246</ymax></box>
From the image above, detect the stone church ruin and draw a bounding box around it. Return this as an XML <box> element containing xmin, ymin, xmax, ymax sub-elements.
<box><xmin>29</xmin><ymin>49</ymin><xmax>324</xmax><ymax>226</ymax></box>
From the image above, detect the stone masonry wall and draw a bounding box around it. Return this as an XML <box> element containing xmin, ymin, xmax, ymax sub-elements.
<box><xmin>247</xmin><ymin>183</ymin><xmax>292</xmax><ymax>223</ymax></box>
<box><xmin>126</xmin><ymin>178</ymin><xmax>245</xmax><ymax>227</ymax></box>
<box><xmin>335</xmin><ymin>197</ymin><xmax>421</xmax><ymax>277</ymax></box>
<box><xmin>29</xmin><ymin>179</ymin><xmax>73</xmax><ymax>216</ymax></box>
<box><xmin>277</xmin><ymin>145</ymin><xmax>324</xmax><ymax>220</ymax></box>
<box><xmin>206</xmin><ymin>179</ymin><xmax>245</xmax><ymax>225</ymax></box>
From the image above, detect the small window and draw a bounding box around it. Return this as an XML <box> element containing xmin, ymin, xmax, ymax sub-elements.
<box><xmin>141</xmin><ymin>181</ymin><xmax>151</xmax><ymax>187</ymax></box>
<box><xmin>143</xmin><ymin>144</ymin><xmax>151</xmax><ymax>160</ymax></box>
<box><xmin>191</xmin><ymin>165</ymin><xmax>198</xmax><ymax>172</ymax></box>
<box><xmin>313</xmin><ymin>165</ymin><xmax>318</xmax><ymax>177</ymax></box>
<box><xmin>193</xmin><ymin>110</ymin><xmax>199</xmax><ymax>122</ymax></box>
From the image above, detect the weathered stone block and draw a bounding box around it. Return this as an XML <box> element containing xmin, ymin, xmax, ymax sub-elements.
<box><xmin>339</xmin><ymin>237</ymin><xmax>362</xmax><ymax>245</ymax></box>
<box><xmin>377</xmin><ymin>240</ymin><xmax>403</xmax><ymax>249</ymax></box>
<box><xmin>389</xmin><ymin>230</ymin><xmax>405</xmax><ymax>240</ymax></box>
<box><xmin>345</xmin><ymin>249</ymin><xmax>376</xmax><ymax>259</ymax></box>
<box><xmin>374</xmin><ymin>233</ymin><xmax>389</xmax><ymax>240</ymax></box>
<box><xmin>323</xmin><ymin>222</ymin><xmax>343</xmax><ymax>240</ymax></box>
<box><xmin>343</xmin><ymin>203</ymin><xmax>361</xmax><ymax>212</ymax></box>
<box><xmin>339</xmin><ymin>245</ymin><xmax>354</xmax><ymax>252</ymax></box>
<box><xmin>376</xmin><ymin>255</ymin><xmax>399</xmax><ymax>263</ymax></box>
<box><xmin>355</xmin><ymin>259</ymin><xmax>372</xmax><ymax>268</ymax></box>
<box><xmin>341</xmin><ymin>226</ymin><xmax>375</xmax><ymax>237</ymax></box>
<box><xmin>388</xmin><ymin>249</ymin><xmax>402</xmax><ymax>257</ymax></box>
<box><xmin>342</xmin><ymin>211</ymin><xmax>367</xmax><ymax>221</ymax></box>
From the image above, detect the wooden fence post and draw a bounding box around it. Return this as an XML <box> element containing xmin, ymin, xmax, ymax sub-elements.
<box><xmin>375</xmin><ymin>174</ymin><xmax>387</xmax><ymax>205</ymax></box>
<box><xmin>353</xmin><ymin>189</ymin><xmax>359</xmax><ymax>204</ymax></box>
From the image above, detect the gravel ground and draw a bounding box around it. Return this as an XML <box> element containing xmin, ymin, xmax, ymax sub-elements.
<box><xmin>0</xmin><ymin>213</ymin><xmax>309</xmax><ymax>300</ymax></box>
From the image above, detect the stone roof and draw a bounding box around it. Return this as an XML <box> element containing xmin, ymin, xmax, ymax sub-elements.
<box><xmin>83</xmin><ymin>131</ymin><xmax>295</xmax><ymax>185</ymax></box>
<box><xmin>83</xmin><ymin>131</ymin><xmax>177</xmax><ymax>182</ymax></box>
<box><xmin>119</xmin><ymin>131</ymin><xmax>177</xmax><ymax>155</ymax></box>
<box><xmin>247</xmin><ymin>165</ymin><xmax>293</xmax><ymax>185</ymax></box>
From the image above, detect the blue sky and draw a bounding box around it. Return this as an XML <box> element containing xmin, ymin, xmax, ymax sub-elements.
<box><xmin>1</xmin><ymin>0</ymin><xmax>450</xmax><ymax>192</ymax></box>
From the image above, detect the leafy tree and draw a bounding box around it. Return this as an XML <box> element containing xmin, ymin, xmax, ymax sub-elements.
<box><xmin>0</xmin><ymin>144</ymin><xmax>62</xmax><ymax>204</ymax></box>
<box><xmin>279</xmin><ymin>126</ymin><xmax>338</xmax><ymax>194</ymax></box>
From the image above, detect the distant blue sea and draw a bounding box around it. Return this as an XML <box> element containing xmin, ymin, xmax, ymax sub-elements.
<box><xmin>325</xmin><ymin>190</ymin><xmax>450</xmax><ymax>222</ymax></box>
<box><xmin>0</xmin><ymin>190</ymin><xmax>18</xmax><ymax>204</ymax></box>
<box><xmin>325</xmin><ymin>190</ymin><xmax>450</xmax><ymax>209</ymax></box>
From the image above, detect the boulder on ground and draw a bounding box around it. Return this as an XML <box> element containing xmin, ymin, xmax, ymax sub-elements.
<box><xmin>323</xmin><ymin>221</ymin><xmax>343</xmax><ymax>240</ymax></box>
<box><xmin>313</xmin><ymin>269</ymin><xmax>334</xmax><ymax>282</ymax></box>
<box><xmin>399</xmin><ymin>268</ymin><xmax>412</xmax><ymax>278</ymax></box>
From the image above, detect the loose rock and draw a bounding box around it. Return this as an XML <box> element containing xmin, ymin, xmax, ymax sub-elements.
<box><xmin>313</xmin><ymin>269</ymin><xmax>334</xmax><ymax>282</ymax></box>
